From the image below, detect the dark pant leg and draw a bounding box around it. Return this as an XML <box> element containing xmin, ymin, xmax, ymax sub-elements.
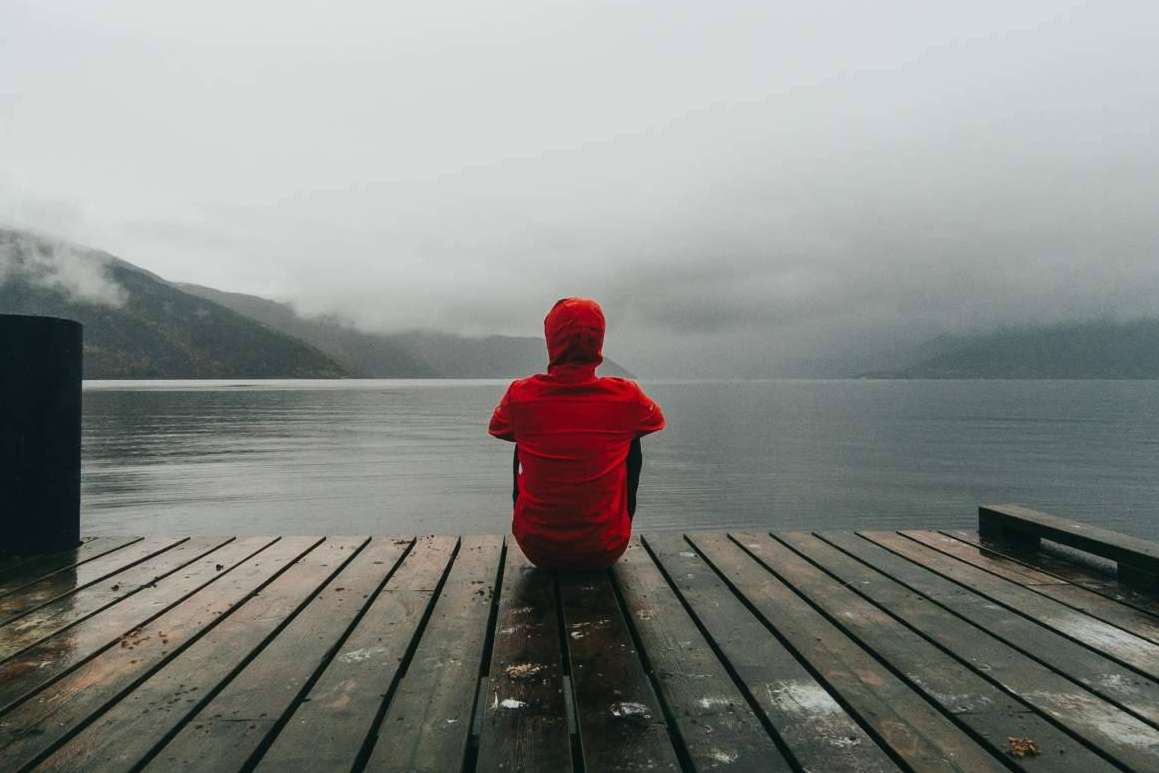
<box><xmin>512</xmin><ymin>446</ymin><xmax>520</xmax><ymax>504</ymax></box>
<box><xmin>626</xmin><ymin>437</ymin><xmax>642</xmax><ymax>520</ymax></box>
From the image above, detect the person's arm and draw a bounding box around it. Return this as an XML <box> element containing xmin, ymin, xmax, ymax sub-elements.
<box><xmin>634</xmin><ymin>385</ymin><xmax>665</xmax><ymax>438</ymax></box>
<box><xmin>488</xmin><ymin>386</ymin><xmax>516</xmax><ymax>442</ymax></box>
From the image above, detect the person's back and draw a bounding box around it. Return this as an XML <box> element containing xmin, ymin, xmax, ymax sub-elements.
<box><xmin>488</xmin><ymin>298</ymin><xmax>665</xmax><ymax>570</ymax></box>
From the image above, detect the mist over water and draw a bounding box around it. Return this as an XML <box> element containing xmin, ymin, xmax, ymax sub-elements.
<box><xmin>82</xmin><ymin>380</ymin><xmax>1159</xmax><ymax>540</ymax></box>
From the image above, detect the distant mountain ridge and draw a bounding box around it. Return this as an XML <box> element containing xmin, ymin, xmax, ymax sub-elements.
<box><xmin>0</xmin><ymin>228</ymin><xmax>632</xmax><ymax>379</ymax></box>
<box><xmin>179</xmin><ymin>283</ymin><xmax>633</xmax><ymax>379</ymax></box>
<box><xmin>865</xmin><ymin>318</ymin><xmax>1159</xmax><ymax>379</ymax></box>
<box><xmin>174</xmin><ymin>284</ymin><xmax>439</xmax><ymax>378</ymax></box>
<box><xmin>0</xmin><ymin>229</ymin><xmax>346</xmax><ymax>379</ymax></box>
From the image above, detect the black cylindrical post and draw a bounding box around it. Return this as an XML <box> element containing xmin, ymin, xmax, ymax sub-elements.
<box><xmin>1</xmin><ymin>314</ymin><xmax>83</xmax><ymax>554</ymax></box>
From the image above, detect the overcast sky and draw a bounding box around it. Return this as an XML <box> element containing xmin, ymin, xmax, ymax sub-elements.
<box><xmin>3</xmin><ymin>1</ymin><xmax>1158</xmax><ymax>375</ymax></box>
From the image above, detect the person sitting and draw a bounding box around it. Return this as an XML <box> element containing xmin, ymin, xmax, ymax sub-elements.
<box><xmin>488</xmin><ymin>297</ymin><xmax>666</xmax><ymax>570</ymax></box>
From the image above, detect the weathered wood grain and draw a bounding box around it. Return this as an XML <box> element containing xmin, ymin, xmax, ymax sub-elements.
<box><xmin>32</xmin><ymin>537</ymin><xmax>369</xmax><ymax>772</ymax></box>
<box><xmin>612</xmin><ymin>538</ymin><xmax>791</xmax><ymax>772</ymax></box>
<box><xmin>0</xmin><ymin>537</ymin><xmax>99</xmax><ymax>577</ymax></box>
<box><xmin>691</xmin><ymin>533</ymin><xmax>1005</xmax><ymax>773</ymax></box>
<box><xmin>475</xmin><ymin>542</ymin><xmax>573</xmax><ymax>773</ymax></box>
<box><xmin>0</xmin><ymin>537</ymin><xmax>277</xmax><ymax>712</ymax></box>
<box><xmin>560</xmin><ymin>569</ymin><xmax>680</xmax><ymax>772</ymax></box>
<box><xmin>815</xmin><ymin>532</ymin><xmax>1159</xmax><ymax>756</ymax></box>
<box><xmin>4</xmin><ymin>529</ymin><xmax>1156</xmax><ymax>772</ymax></box>
<box><xmin>644</xmin><ymin>533</ymin><xmax>898</xmax><ymax>773</ymax></box>
<box><xmin>143</xmin><ymin>537</ymin><xmax>411</xmax><ymax>771</ymax></box>
<box><xmin>741</xmin><ymin>532</ymin><xmax>1114</xmax><ymax>773</ymax></box>
<box><xmin>365</xmin><ymin>535</ymin><xmax>503</xmax><ymax>773</ymax></box>
<box><xmin>0</xmin><ymin>537</ymin><xmax>140</xmax><ymax>594</ymax></box>
<box><xmin>0</xmin><ymin>537</ymin><xmax>231</xmax><ymax>660</ymax></box>
<box><xmin>0</xmin><ymin>537</ymin><xmax>323</xmax><ymax>769</ymax></box>
<box><xmin>0</xmin><ymin>537</ymin><xmax>187</xmax><ymax>625</ymax></box>
<box><xmin>254</xmin><ymin>536</ymin><xmax>456</xmax><ymax>772</ymax></box>
<box><xmin>863</xmin><ymin>530</ymin><xmax>1159</xmax><ymax>680</ymax></box>
<box><xmin>913</xmin><ymin>530</ymin><xmax>1159</xmax><ymax>642</ymax></box>
<box><xmin>944</xmin><ymin>529</ymin><xmax>1159</xmax><ymax>617</ymax></box>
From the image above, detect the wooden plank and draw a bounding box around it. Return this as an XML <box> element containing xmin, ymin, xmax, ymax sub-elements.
<box><xmin>31</xmin><ymin>537</ymin><xmax>369</xmax><ymax>772</ymax></box>
<box><xmin>862</xmin><ymin>530</ymin><xmax>1159</xmax><ymax>680</ymax></box>
<box><xmin>0</xmin><ymin>537</ymin><xmax>231</xmax><ymax>660</ymax></box>
<box><xmin>0</xmin><ymin>536</ymin><xmax>141</xmax><ymax>596</ymax></box>
<box><xmin>980</xmin><ymin>504</ymin><xmax>1159</xmax><ymax>589</ymax></box>
<box><xmin>611</xmin><ymin>538</ymin><xmax>791</xmax><ymax>772</ymax></box>
<box><xmin>798</xmin><ymin>531</ymin><xmax>1159</xmax><ymax>769</ymax></box>
<box><xmin>690</xmin><ymin>533</ymin><xmax>1005</xmax><ymax>773</ymax></box>
<box><xmin>817</xmin><ymin>532</ymin><xmax>1159</xmax><ymax>729</ymax></box>
<box><xmin>0</xmin><ymin>537</ymin><xmax>278</xmax><ymax>712</ymax></box>
<box><xmin>946</xmin><ymin>529</ymin><xmax>1159</xmax><ymax>619</ymax></box>
<box><xmin>0</xmin><ymin>537</ymin><xmax>324</xmax><ymax>769</ymax></box>
<box><xmin>906</xmin><ymin>530</ymin><xmax>1159</xmax><ymax>646</ymax></box>
<box><xmin>904</xmin><ymin>530</ymin><xmax>1067</xmax><ymax>585</ymax></box>
<box><xmin>0</xmin><ymin>537</ymin><xmax>187</xmax><ymax>625</ymax></box>
<box><xmin>644</xmin><ymin>533</ymin><xmax>897</xmax><ymax>773</ymax></box>
<box><xmin>475</xmin><ymin>542</ymin><xmax>573</xmax><ymax>773</ymax></box>
<box><xmin>364</xmin><ymin>535</ymin><xmax>503</xmax><ymax>773</ymax></box>
<box><xmin>560</xmin><ymin>569</ymin><xmax>680</xmax><ymax>772</ymax></box>
<box><xmin>254</xmin><ymin>536</ymin><xmax>457</xmax><ymax>772</ymax></box>
<box><xmin>0</xmin><ymin>537</ymin><xmax>100</xmax><ymax>576</ymax></box>
<box><xmin>740</xmin><ymin>533</ymin><xmax>1116</xmax><ymax>772</ymax></box>
<box><xmin>140</xmin><ymin>537</ymin><xmax>411</xmax><ymax>771</ymax></box>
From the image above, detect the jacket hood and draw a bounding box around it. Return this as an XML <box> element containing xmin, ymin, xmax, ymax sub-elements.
<box><xmin>544</xmin><ymin>297</ymin><xmax>605</xmax><ymax>370</ymax></box>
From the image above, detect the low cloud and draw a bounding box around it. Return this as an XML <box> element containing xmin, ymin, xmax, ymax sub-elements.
<box><xmin>3</xmin><ymin>2</ymin><xmax>1159</xmax><ymax>375</ymax></box>
<box><xmin>0</xmin><ymin>231</ymin><xmax>128</xmax><ymax>307</ymax></box>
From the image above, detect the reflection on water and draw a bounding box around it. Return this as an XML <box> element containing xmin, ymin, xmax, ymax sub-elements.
<box><xmin>0</xmin><ymin>567</ymin><xmax>78</xmax><ymax>629</ymax></box>
<box><xmin>82</xmin><ymin>379</ymin><xmax>1159</xmax><ymax>540</ymax></box>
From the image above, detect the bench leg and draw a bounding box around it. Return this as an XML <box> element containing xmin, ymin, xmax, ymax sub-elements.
<box><xmin>978</xmin><ymin>509</ymin><xmax>1042</xmax><ymax>552</ymax></box>
<box><xmin>1117</xmin><ymin>564</ymin><xmax>1159</xmax><ymax>594</ymax></box>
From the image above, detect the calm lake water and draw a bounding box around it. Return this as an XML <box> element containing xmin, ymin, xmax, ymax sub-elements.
<box><xmin>81</xmin><ymin>379</ymin><xmax>1159</xmax><ymax>540</ymax></box>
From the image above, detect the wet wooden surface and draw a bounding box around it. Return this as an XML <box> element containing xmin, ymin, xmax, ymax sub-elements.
<box><xmin>1</xmin><ymin>529</ymin><xmax>1158</xmax><ymax>771</ymax></box>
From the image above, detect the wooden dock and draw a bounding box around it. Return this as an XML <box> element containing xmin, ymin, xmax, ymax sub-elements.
<box><xmin>2</xmin><ymin>516</ymin><xmax>1158</xmax><ymax>771</ymax></box>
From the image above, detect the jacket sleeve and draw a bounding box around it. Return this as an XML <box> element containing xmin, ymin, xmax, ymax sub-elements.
<box><xmin>488</xmin><ymin>385</ymin><xmax>516</xmax><ymax>441</ymax></box>
<box><xmin>634</xmin><ymin>385</ymin><xmax>666</xmax><ymax>437</ymax></box>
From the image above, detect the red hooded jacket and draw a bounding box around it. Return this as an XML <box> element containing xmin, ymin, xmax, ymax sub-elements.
<box><xmin>488</xmin><ymin>298</ymin><xmax>665</xmax><ymax>570</ymax></box>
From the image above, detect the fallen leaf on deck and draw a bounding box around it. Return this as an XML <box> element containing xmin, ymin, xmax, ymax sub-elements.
<box><xmin>1007</xmin><ymin>737</ymin><xmax>1039</xmax><ymax>758</ymax></box>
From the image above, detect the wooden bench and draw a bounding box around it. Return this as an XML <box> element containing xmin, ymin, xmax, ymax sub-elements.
<box><xmin>979</xmin><ymin>504</ymin><xmax>1159</xmax><ymax>591</ymax></box>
